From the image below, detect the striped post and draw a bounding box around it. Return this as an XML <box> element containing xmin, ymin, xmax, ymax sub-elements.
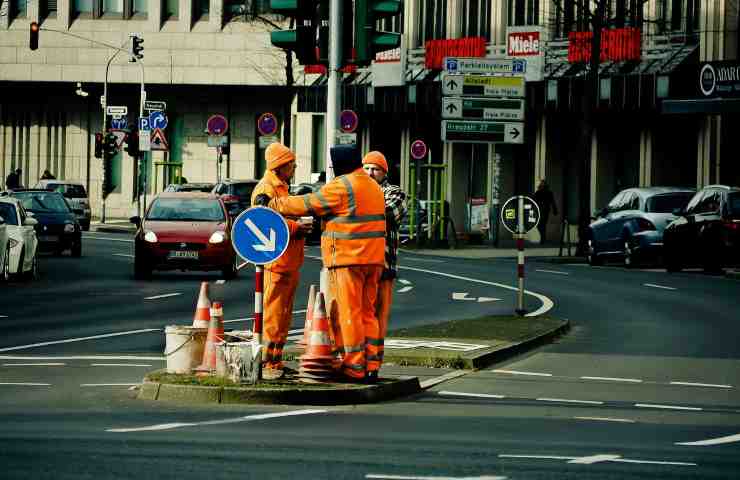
<box><xmin>254</xmin><ymin>265</ymin><xmax>263</xmax><ymax>344</ymax></box>
<box><xmin>516</xmin><ymin>196</ymin><xmax>526</xmax><ymax>316</ymax></box>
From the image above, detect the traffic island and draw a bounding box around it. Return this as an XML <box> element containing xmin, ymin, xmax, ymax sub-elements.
<box><xmin>137</xmin><ymin>370</ymin><xmax>421</xmax><ymax>405</ymax></box>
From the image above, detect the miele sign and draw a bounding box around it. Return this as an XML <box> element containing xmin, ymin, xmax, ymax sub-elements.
<box><xmin>506</xmin><ymin>26</ymin><xmax>544</xmax><ymax>82</ymax></box>
<box><xmin>508</xmin><ymin>31</ymin><xmax>541</xmax><ymax>56</ymax></box>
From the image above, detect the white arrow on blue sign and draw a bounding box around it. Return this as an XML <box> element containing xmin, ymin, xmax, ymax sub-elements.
<box><xmin>149</xmin><ymin>111</ymin><xmax>168</xmax><ymax>130</ymax></box>
<box><xmin>231</xmin><ymin>206</ymin><xmax>290</xmax><ymax>265</ymax></box>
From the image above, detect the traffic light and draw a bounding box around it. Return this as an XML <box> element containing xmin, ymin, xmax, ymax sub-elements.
<box><xmin>269</xmin><ymin>0</ymin><xmax>318</xmax><ymax>65</ymax></box>
<box><xmin>354</xmin><ymin>0</ymin><xmax>402</xmax><ymax>66</ymax></box>
<box><xmin>317</xmin><ymin>0</ymin><xmax>354</xmax><ymax>65</ymax></box>
<box><xmin>129</xmin><ymin>34</ymin><xmax>144</xmax><ymax>62</ymax></box>
<box><xmin>104</xmin><ymin>132</ymin><xmax>118</xmax><ymax>157</ymax></box>
<box><xmin>125</xmin><ymin>130</ymin><xmax>140</xmax><ymax>157</ymax></box>
<box><xmin>102</xmin><ymin>157</ymin><xmax>115</xmax><ymax>198</ymax></box>
<box><xmin>29</xmin><ymin>22</ymin><xmax>39</xmax><ymax>51</ymax></box>
<box><xmin>94</xmin><ymin>132</ymin><xmax>103</xmax><ymax>159</ymax></box>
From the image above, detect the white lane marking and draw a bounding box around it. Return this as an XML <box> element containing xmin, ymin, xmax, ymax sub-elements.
<box><xmin>438</xmin><ymin>391</ymin><xmax>505</xmax><ymax>400</ymax></box>
<box><xmin>575</xmin><ymin>417</ymin><xmax>636</xmax><ymax>423</ymax></box>
<box><xmin>216</xmin><ymin>279</ymin><xmax>226</xmax><ymax>285</ymax></box>
<box><xmin>113</xmin><ymin>253</ymin><xmax>134</xmax><ymax>258</ymax></box>
<box><xmin>3</xmin><ymin>363</ymin><xmax>66</xmax><ymax>367</ymax></box>
<box><xmin>537</xmin><ymin>397</ymin><xmax>604</xmax><ymax>405</ymax></box>
<box><xmin>90</xmin><ymin>364</ymin><xmax>152</xmax><ymax>367</ymax></box>
<box><xmin>0</xmin><ymin>382</ymin><xmax>51</xmax><ymax>386</ymax></box>
<box><xmin>499</xmin><ymin>454</ymin><xmax>695</xmax><ymax>467</ymax></box>
<box><xmin>643</xmin><ymin>283</ymin><xmax>677</xmax><ymax>291</ymax></box>
<box><xmin>670</xmin><ymin>381</ymin><xmax>733</xmax><ymax>389</ymax></box>
<box><xmin>452</xmin><ymin>292</ymin><xmax>476</xmax><ymax>301</ymax></box>
<box><xmin>367</xmin><ymin>475</ymin><xmax>506</xmax><ymax>480</ymax></box>
<box><xmin>612</xmin><ymin>458</ymin><xmax>697</xmax><ymax>466</ymax></box>
<box><xmin>676</xmin><ymin>433</ymin><xmax>740</xmax><ymax>446</ymax></box>
<box><xmin>492</xmin><ymin>369</ymin><xmax>552</xmax><ymax>377</ymax></box>
<box><xmin>568</xmin><ymin>454</ymin><xmax>621</xmax><ymax>464</ymax></box>
<box><xmin>144</xmin><ymin>293</ymin><xmax>182</xmax><ymax>300</ymax></box>
<box><xmin>477</xmin><ymin>297</ymin><xmax>500</xmax><ymax>302</ymax></box>
<box><xmin>81</xmin><ymin>383</ymin><xmax>140</xmax><ymax>387</ymax></box>
<box><xmin>535</xmin><ymin>269</ymin><xmax>569</xmax><ymax>275</ymax></box>
<box><xmin>499</xmin><ymin>454</ymin><xmax>573</xmax><ymax>461</ymax></box>
<box><xmin>0</xmin><ymin>315</ymin><xmax>8</xmax><ymax>318</ymax></box>
<box><xmin>581</xmin><ymin>376</ymin><xmax>642</xmax><ymax>383</ymax></box>
<box><xmin>0</xmin><ymin>329</ymin><xmax>161</xmax><ymax>353</ymax></box>
<box><xmin>635</xmin><ymin>403</ymin><xmax>702</xmax><ymax>411</ymax></box>
<box><xmin>82</xmin><ymin>235</ymin><xmax>133</xmax><ymax>243</ymax></box>
<box><xmin>420</xmin><ymin>371</ymin><xmax>468</xmax><ymax>389</ymax></box>
<box><xmin>106</xmin><ymin>409</ymin><xmax>328</xmax><ymax>433</ymax></box>
<box><xmin>398</xmin><ymin>286</ymin><xmax>414</xmax><ymax>293</ymax></box>
<box><xmin>398</xmin><ymin>279</ymin><xmax>411</xmax><ymax>285</ymax></box>
<box><xmin>0</xmin><ymin>355</ymin><xmax>164</xmax><ymax>361</ymax></box>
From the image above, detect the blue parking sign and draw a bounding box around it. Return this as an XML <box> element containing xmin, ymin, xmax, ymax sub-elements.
<box><xmin>231</xmin><ymin>207</ymin><xmax>289</xmax><ymax>265</ymax></box>
<box><xmin>139</xmin><ymin>117</ymin><xmax>150</xmax><ymax>131</ymax></box>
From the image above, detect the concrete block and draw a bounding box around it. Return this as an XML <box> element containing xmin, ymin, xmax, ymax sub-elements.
<box><xmin>171</xmin><ymin>51</ymin><xmax>199</xmax><ymax>67</ymax></box>
<box><xmin>2</xmin><ymin>64</ymin><xmax>32</xmax><ymax>81</ymax></box>
<box><xmin>77</xmin><ymin>49</ymin><xmax>111</xmax><ymax>66</ymax></box>
<box><xmin>184</xmin><ymin>34</ymin><xmax>216</xmax><ymax>50</ymax></box>
<box><xmin>198</xmin><ymin>51</ymin><xmax>230</xmax><ymax>67</ymax></box>
<box><xmin>183</xmin><ymin>67</ymin><xmax>214</xmax><ymax>84</ymax></box>
<box><xmin>142</xmin><ymin>50</ymin><xmax>172</xmax><ymax>67</ymax></box>
<box><xmin>44</xmin><ymin>48</ymin><xmax>80</xmax><ymax>65</ymax></box>
<box><xmin>0</xmin><ymin>48</ymin><xmax>19</xmax><ymax>64</ymax></box>
<box><xmin>213</xmin><ymin>67</ymin><xmax>243</xmax><ymax>85</ymax></box>
<box><xmin>0</xmin><ymin>30</ymin><xmax>24</xmax><ymax>47</ymax></box>
<box><xmin>214</xmin><ymin>34</ymin><xmax>246</xmax><ymax>51</ymax></box>
<box><xmin>61</xmin><ymin>64</ymin><xmax>95</xmax><ymax>82</ymax></box>
<box><xmin>146</xmin><ymin>67</ymin><xmax>172</xmax><ymax>84</ymax></box>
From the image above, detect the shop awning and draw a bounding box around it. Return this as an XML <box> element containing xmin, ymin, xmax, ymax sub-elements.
<box><xmin>662</xmin><ymin>98</ymin><xmax>740</xmax><ymax>114</ymax></box>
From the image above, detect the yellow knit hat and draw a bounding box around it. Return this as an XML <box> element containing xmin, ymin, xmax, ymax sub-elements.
<box><xmin>265</xmin><ymin>142</ymin><xmax>296</xmax><ymax>171</ymax></box>
<box><xmin>362</xmin><ymin>151</ymin><xmax>388</xmax><ymax>173</ymax></box>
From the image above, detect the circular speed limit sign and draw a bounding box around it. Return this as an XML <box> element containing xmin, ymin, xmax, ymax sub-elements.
<box><xmin>501</xmin><ymin>195</ymin><xmax>540</xmax><ymax>235</ymax></box>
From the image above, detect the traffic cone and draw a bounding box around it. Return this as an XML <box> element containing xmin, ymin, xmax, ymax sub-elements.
<box><xmin>192</xmin><ymin>282</ymin><xmax>211</xmax><ymax>328</ymax></box>
<box><xmin>195</xmin><ymin>301</ymin><xmax>225</xmax><ymax>375</ymax></box>
<box><xmin>298</xmin><ymin>292</ymin><xmax>335</xmax><ymax>383</ymax></box>
<box><xmin>297</xmin><ymin>284</ymin><xmax>316</xmax><ymax>349</ymax></box>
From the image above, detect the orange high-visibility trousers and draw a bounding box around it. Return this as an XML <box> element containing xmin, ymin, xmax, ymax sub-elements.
<box><xmin>263</xmin><ymin>269</ymin><xmax>300</xmax><ymax>369</ymax></box>
<box><xmin>374</xmin><ymin>278</ymin><xmax>394</xmax><ymax>368</ymax></box>
<box><xmin>328</xmin><ymin>265</ymin><xmax>382</xmax><ymax>378</ymax></box>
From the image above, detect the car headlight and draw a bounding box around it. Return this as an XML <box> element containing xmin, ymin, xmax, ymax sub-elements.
<box><xmin>144</xmin><ymin>230</ymin><xmax>158</xmax><ymax>243</ymax></box>
<box><xmin>64</xmin><ymin>223</ymin><xmax>75</xmax><ymax>233</ymax></box>
<box><xmin>209</xmin><ymin>231</ymin><xmax>226</xmax><ymax>244</ymax></box>
<box><xmin>8</xmin><ymin>238</ymin><xmax>18</xmax><ymax>248</ymax></box>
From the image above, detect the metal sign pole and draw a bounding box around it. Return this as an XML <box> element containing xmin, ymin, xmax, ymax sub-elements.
<box><xmin>516</xmin><ymin>195</ymin><xmax>526</xmax><ymax>316</ymax></box>
<box><xmin>253</xmin><ymin>264</ymin><xmax>263</xmax><ymax>381</ymax></box>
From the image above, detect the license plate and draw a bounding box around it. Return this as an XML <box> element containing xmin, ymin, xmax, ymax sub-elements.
<box><xmin>168</xmin><ymin>250</ymin><xmax>198</xmax><ymax>259</ymax></box>
<box><xmin>38</xmin><ymin>235</ymin><xmax>59</xmax><ymax>242</ymax></box>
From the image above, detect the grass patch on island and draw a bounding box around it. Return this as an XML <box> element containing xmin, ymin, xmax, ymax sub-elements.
<box><xmin>388</xmin><ymin>315</ymin><xmax>562</xmax><ymax>342</ymax></box>
<box><xmin>144</xmin><ymin>371</ymin><xmax>364</xmax><ymax>390</ymax></box>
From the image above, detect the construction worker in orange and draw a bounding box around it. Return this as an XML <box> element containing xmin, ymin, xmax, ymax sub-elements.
<box><xmin>251</xmin><ymin>142</ymin><xmax>312</xmax><ymax>380</ymax></box>
<box><xmin>362</xmin><ymin>151</ymin><xmax>407</xmax><ymax>374</ymax></box>
<box><xmin>264</xmin><ymin>145</ymin><xmax>385</xmax><ymax>383</ymax></box>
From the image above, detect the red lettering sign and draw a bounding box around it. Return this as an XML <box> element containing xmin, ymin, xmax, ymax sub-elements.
<box><xmin>424</xmin><ymin>37</ymin><xmax>487</xmax><ymax>70</ymax></box>
<box><xmin>508</xmin><ymin>31</ymin><xmax>541</xmax><ymax>56</ymax></box>
<box><xmin>567</xmin><ymin>27</ymin><xmax>641</xmax><ymax>63</ymax></box>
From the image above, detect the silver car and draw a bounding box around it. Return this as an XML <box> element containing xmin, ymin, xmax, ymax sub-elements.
<box><xmin>35</xmin><ymin>180</ymin><xmax>91</xmax><ymax>231</ymax></box>
<box><xmin>588</xmin><ymin>187</ymin><xmax>695</xmax><ymax>267</ymax></box>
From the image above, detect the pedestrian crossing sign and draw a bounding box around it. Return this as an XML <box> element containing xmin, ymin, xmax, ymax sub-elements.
<box><xmin>150</xmin><ymin>128</ymin><xmax>169</xmax><ymax>151</ymax></box>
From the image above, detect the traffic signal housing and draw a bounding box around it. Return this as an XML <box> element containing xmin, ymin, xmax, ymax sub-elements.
<box><xmin>125</xmin><ymin>130</ymin><xmax>140</xmax><ymax>157</ymax></box>
<box><xmin>104</xmin><ymin>132</ymin><xmax>118</xmax><ymax>158</ymax></box>
<box><xmin>317</xmin><ymin>0</ymin><xmax>354</xmax><ymax>65</ymax></box>
<box><xmin>269</xmin><ymin>0</ymin><xmax>318</xmax><ymax>65</ymax></box>
<box><xmin>102</xmin><ymin>156</ymin><xmax>115</xmax><ymax>198</ymax></box>
<box><xmin>354</xmin><ymin>0</ymin><xmax>402</xmax><ymax>66</ymax></box>
<box><xmin>94</xmin><ymin>132</ymin><xmax>103</xmax><ymax>159</ymax></box>
<box><xmin>29</xmin><ymin>22</ymin><xmax>39</xmax><ymax>51</ymax></box>
<box><xmin>129</xmin><ymin>34</ymin><xmax>144</xmax><ymax>62</ymax></box>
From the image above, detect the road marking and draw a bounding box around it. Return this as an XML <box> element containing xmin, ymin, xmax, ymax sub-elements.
<box><xmin>0</xmin><ymin>329</ymin><xmax>161</xmax><ymax>353</ymax></box>
<box><xmin>452</xmin><ymin>292</ymin><xmax>476</xmax><ymax>301</ymax></box>
<box><xmin>3</xmin><ymin>363</ymin><xmax>66</xmax><ymax>367</ymax></box>
<box><xmin>537</xmin><ymin>397</ymin><xmax>604</xmax><ymax>405</ymax></box>
<box><xmin>0</xmin><ymin>382</ymin><xmax>51</xmax><ymax>386</ymax></box>
<box><xmin>670</xmin><ymin>381</ymin><xmax>732</xmax><ymax>389</ymax></box>
<box><xmin>0</xmin><ymin>355</ymin><xmax>164</xmax><ymax>361</ymax></box>
<box><xmin>581</xmin><ymin>376</ymin><xmax>642</xmax><ymax>383</ymax></box>
<box><xmin>0</xmin><ymin>315</ymin><xmax>8</xmax><ymax>318</ymax></box>
<box><xmin>106</xmin><ymin>409</ymin><xmax>328</xmax><ymax>433</ymax></box>
<box><xmin>574</xmin><ymin>417</ymin><xmax>636</xmax><ymax>423</ymax></box>
<box><xmin>81</xmin><ymin>383</ymin><xmax>140</xmax><ymax>387</ymax></box>
<box><xmin>500</xmin><ymin>454</ymin><xmax>573</xmax><ymax>461</ymax></box>
<box><xmin>635</xmin><ymin>403</ymin><xmax>702</xmax><ymax>411</ymax></box>
<box><xmin>398</xmin><ymin>286</ymin><xmax>414</xmax><ymax>293</ymax></box>
<box><xmin>568</xmin><ymin>454</ymin><xmax>621</xmax><ymax>464</ymax></box>
<box><xmin>90</xmin><ymin>364</ymin><xmax>152</xmax><ymax>367</ymax></box>
<box><xmin>676</xmin><ymin>433</ymin><xmax>740</xmax><ymax>446</ymax></box>
<box><xmin>535</xmin><ymin>269</ymin><xmax>569</xmax><ymax>275</ymax></box>
<box><xmin>82</xmin><ymin>235</ymin><xmax>133</xmax><ymax>243</ymax></box>
<box><xmin>216</xmin><ymin>279</ymin><xmax>226</xmax><ymax>285</ymax></box>
<box><xmin>144</xmin><ymin>293</ymin><xmax>182</xmax><ymax>300</ymax></box>
<box><xmin>492</xmin><ymin>369</ymin><xmax>552</xmax><ymax>377</ymax></box>
<box><xmin>499</xmin><ymin>453</ymin><xmax>695</xmax><ymax>466</ymax></box>
<box><xmin>113</xmin><ymin>253</ymin><xmax>134</xmax><ymax>258</ymax></box>
<box><xmin>477</xmin><ymin>297</ymin><xmax>500</xmax><ymax>302</ymax></box>
<box><xmin>438</xmin><ymin>391</ymin><xmax>505</xmax><ymax>399</ymax></box>
<box><xmin>643</xmin><ymin>283</ymin><xmax>677</xmax><ymax>291</ymax></box>
<box><xmin>398</xmin><ymin>279</ymin><xmax>411</xmax><ymax>285</ymax></box>
<box><xmin>611</xmin><ymin>458</ymin><xmax>696</xmax><ymax>466</ymax></box>
<box><xmin>420</xmin><ymin>371</ymin><xmax>468</xmax><ymax>389</ymax></box>
<box><xmin>367</xmin><ymin>475</ymin><xmax>507</xmax><ymax>480</ymax></box>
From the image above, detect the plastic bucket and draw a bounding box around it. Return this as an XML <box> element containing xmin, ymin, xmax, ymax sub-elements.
<box><xmin>164</xmin><ymin>326</ymin><xmax>207</xmax><ymax>374</ymax></box>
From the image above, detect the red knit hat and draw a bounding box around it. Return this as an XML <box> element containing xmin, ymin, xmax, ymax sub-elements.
<box><xmin>265</xmin><ymin>142</ymin><xmax>296</xmax><ymax>171</ymax></box>
<box><xmin>362</xmin><ymin>151</ymin><xmax>388</xmax><ymax>173</ymax></box>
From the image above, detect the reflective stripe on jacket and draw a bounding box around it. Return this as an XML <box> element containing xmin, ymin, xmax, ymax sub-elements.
<box><xmin>251</xmin><ymin>169</ymin><xmax>305</xmax><ymax>272</ymax></box>
<box><xmin>269</xmin><ymin>168</ymin><xmax>385</xmax><ymax>268</ymax></box>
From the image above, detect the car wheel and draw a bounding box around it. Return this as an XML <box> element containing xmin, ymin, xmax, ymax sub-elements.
<box><xmin>587</xmin><ymin>239</ymin><xmax>602</xmax><ymax>266</ymax></box>
<box><xmin>623</xmin><ymin>238</ymin><xmax>636</xmax><ymax>269</ymax></box>
<box><xmin>27</xmin><ymin>251</ymin><xmax>39</xmax><ymax>280</ymax></box>
<box><xmin>1</xmin><ymin>245</ymin><xmax>10</xmax><ymax>282</ymax></box>
<box><xmin>222</xmin><ymin>256</ymin><xmax>238</xmax><ymax>280</ymax></box>
<box><xmin>71</xmin><ymin>241</ymin><xmax>82</xmax><ymax>258</ymax></box>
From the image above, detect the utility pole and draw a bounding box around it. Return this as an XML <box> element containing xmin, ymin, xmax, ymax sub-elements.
<box><xmin>324</xmin><ymin>0</ymin><xmax>342</xmax><ymax>182</ymax></box>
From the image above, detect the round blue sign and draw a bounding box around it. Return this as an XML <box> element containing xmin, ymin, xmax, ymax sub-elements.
<box><xmin>231</xmin><ymin>206</ymin><xmax>290</xmax><ymax>265</ymax></box>
<box><xmin>257</xmin><ymin>113</ymin><xmax>278</xmax><ymax>136</ymax></box>
<box><xmin>207</xmin><ymin>114</ymin><xmax>228</xmax><ymax>136</ymax></box>
<box><xmin>339</xmin><ymin>110</ymin><xmax>358</xmax><ymax>133</ymax></box>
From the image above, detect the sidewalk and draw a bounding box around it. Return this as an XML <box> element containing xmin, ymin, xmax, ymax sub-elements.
<box><xmin>90</xmin><ymin>219</ymin><xmax>136</xmax><ymax>234</ymax></box>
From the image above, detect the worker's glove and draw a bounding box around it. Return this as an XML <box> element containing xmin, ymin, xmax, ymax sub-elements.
<box><xmin>254</xmin><ymin>194</ymin><xmax>271</xmax><ymax>206</ymax></box>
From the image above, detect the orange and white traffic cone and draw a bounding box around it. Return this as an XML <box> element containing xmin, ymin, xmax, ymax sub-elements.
<box><xmin>298</xmin><ymin>292</ymin><xmax>335</xmax><ymax>383</ymax></box>
<box><xmin>297</xmin><ymin>284</ymin><xmax>316</xmax><ymax>350</ymax></box>
<box><xmin>195</xmin><ymin>301</ymin><xmax>224</xmax><ymax>376</ymax></box>
<box><xmin>192</xmin><ymin>282</ymin><xmax>211</xmax><ymax>329</ymax></box>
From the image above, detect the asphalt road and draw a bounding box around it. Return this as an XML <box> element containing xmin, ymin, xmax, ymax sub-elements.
<box><xmin>1</xmin><ymin>231</ymin><xmax>738</xmax><ymax>479</ymax></box>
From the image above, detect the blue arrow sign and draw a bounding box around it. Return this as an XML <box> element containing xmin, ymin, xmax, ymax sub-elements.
<box><xmin>149</xmin><ymin>111</ymin><xmax>168</xmax><ymax>130</ymax></box>
<box><xmin>231</xmin><ymin>206</ymin><xmax>290</xmax><ymax>265</ymax></box>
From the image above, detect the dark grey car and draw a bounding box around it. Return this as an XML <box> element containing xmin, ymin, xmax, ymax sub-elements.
<box><xmin>587</xmin><ymin>187</ymin><xmax>695</xmax><ymax>267</ymax></box>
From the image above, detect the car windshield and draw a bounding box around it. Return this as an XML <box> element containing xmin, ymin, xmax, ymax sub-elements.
<box><xmin>14</xmin><ymin>192</ymin><xmax>71</xmax><ymax>213</ymax></box>
<box><xmin>0</xmin><ymin>203</ymin><xmax>18</xmax><ymax>225</ymax></box>
<box><xmin>728</xmin><ymin>192</ymin><xmax>740</xmax><ymax>216</ymax></box>
<box><xmin>178</xmin><ymin>184</ymin><xmax>214</xmax><ymax>193</ymax></box>
<box><xmin>50</xmin><ymin>184</ymin><xmax>87</xmax><ymax>198</ymax></box>
<box><xmin>147</xmin><ymin>198</ymin><xmax>225</xmax><ymax>222</ymax></box>
<box><xmin>646</xmin><ymin>192</ymin><xmax>694</xmax><ymax>213</ymax></box>
<box><xmin>233</xmin><ymin>183</ymin><xmax>256</xmax><ymax>198</ymax></box>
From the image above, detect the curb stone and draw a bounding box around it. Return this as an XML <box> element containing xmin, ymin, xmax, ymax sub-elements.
<box><xmin>726</xmin><ymin>270</ymin><xmax>740</xmax><ymax>280</ymax></box>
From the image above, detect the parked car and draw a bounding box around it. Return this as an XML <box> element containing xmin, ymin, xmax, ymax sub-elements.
<box><xmin>8</xmin><ymin>189</ymin><xmax>82</xmax><ymax>257</ymax></box>
<box><xmin>130</xmin><ymin>192</ymin><xmax>238</xmax><ymax>279</ymax></box>
<box><xmin>0</xmin><ymin>197</ymin><xmax>39</xmax><ymax>279</ymax></box>
<box><xmin>164</xmin><ymin>182</ymin><xmax>216</xmax><ymax>193</ymax></box>
<box><xmin>663</xmin><ymin>185</ymin><xmax>740</xmax><ymax>272</ymax></box>
<box><xmin>212</xmin><ymin>179</ymin><xmax>259</xmax><ymax>217</ymax></box>
<box><xmin>35</xmin><ymin>180</ymin><xmax>91</xmax><ymax>231</ymax></box>
<box><xmin>289</xmin><ymin>182</ymin><xmax>324</xmax><ymax>245</ymax></box>
<box><xmin>586</xmin><ymin>187</ymin><xmax>695</xmax><ymax>267</ymax></box>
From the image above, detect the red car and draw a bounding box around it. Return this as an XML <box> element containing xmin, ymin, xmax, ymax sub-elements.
<box><xmin>130</xmin><ymin>192</ymin><xmax>239</xmax><ymax>279</ymax></box>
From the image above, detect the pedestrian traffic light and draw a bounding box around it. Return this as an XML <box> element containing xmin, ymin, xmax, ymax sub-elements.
<box><xmin>129</xmin><ymin>34</ymin><xmax>144</xmax><ymax>62</ymax></box>
<box><xmin>125</xmin><ymin>130</ymin><xmax>140</xmax><ymax>157</ymax></box>
<box><xmin>269</xmin><ymin>0</ymin><xmax>319</xmax><ymax>65</ymax></box>
<box><xmin>102</xmin><ymin>157</ymin><xmax>115</xmax><ymax>199</ymax></box>
<box><xmin>94</xmin><ymin>132</ymin><xmax>103</xmax><ymax>159</ymax></box>
<box><xmin>317</xmin><ymin>0</ymin><xmax>354</xmax><ymax>65</ymax></box>
<box><xmin>29</xmin><ymin>22</ymin><xmax>39</xmax><ymax>51</ymax></box>
<box><xmin>104</xmin><ymin>132</ymin><xmax>118</xmax><ymax>157</ymax></box>
<box><xmin>354</xmin><ymin>0</ymin><xmax>402</xmax><ymax>66</ymax></box>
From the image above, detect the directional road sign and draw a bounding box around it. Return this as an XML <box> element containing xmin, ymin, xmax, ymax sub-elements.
<box><xmin>441</xmin><ymin>120</ymin><xmax>524</xmax><ymax>144</ymax></box>
<box><xmin>106</xmin><ymin>106</ymin><xmax>127</xmax><ymax>116</ymax></box>
<box><xmin>442</xmin><ymin>97</ymin><xmax>525</xmax><ymax>121</ymax></box>
<box><xmin>231</xmin><ymin>206</ymin><xmax>290</xmax><ymax>265</ymax></box>
<box><xmin>444</xmin><ymin>57</ymin><xmax>526</xmax><ymax>76</ymax></box>
<box><xmin>442</xmin><ymin>73</ymin><xmax>525</xmax><ymax>98</ymax></box>
<box><xmin>144</xmin><ymin>100</ymin><xmax>166</xmax><ymax>111</ymax></box>
<box><xmin>501</xmin><ymin>195</ymin><xmax>540</xmax><ymax>235</ymax></box>
<box><xmin>110</xmin><ymin>116</ymin><xmax>128</xmax><ymax>130</ymax></box>
<box><xmin>149</xmin><ymin>111</ymin><xmax>168</xmax><ymax>130</ymax></box>
<box><xmin>139</xmin><ymin>117</ymin><xmax>150</xmax><ymax>131</ymax></box>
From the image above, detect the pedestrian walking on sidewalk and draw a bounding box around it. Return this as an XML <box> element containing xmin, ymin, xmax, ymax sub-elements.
<box><xmin>533</xmin><ymin>179</ymin><xmax>558</xmax><ymax>244</ymax></box>
<box><xmin>363</xmin><ymin>151</ymin><xmax>407</xmax><ymax>375</ymax></box>
<box><xmin>251</xmin><ymin>142</ymin><xmax>312</xmax><ymax>380</ymax></box>
<box><xmin>5</xmin><ymin>168</ymin><xmax>22</xmax><ymax>190</ymax></box>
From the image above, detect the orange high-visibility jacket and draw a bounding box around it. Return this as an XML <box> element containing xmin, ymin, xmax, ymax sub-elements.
<box><xmin>269</xmin><ymin>168</ymin><xmax>385</xmax><ymax>268</ymax></box>
<box><xmin>251</xmin><ymin>169</ymin><xmax>305</xmax><ymax>272</ymax></box>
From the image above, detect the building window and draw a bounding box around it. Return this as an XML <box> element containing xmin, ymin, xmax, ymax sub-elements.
<box><xmin>165</xmin><ymin>0</ymin><xmax>178</xmax><ymax>20</ymax></box>
<box><xmin>102</xmin><ymin>0</ymin><xmax>123</xmax><ymax>16</ymax></box>
<box><xmin>74</xmin><ymin>0</ymin><xmax>93</xmax><ymax>17</ymax></box>
<box><xmin>509</xmin><ymin>0</ymin><xmax>540</xmax><ymax>27</ymax></box>
<box><xmin>12</xmin><ymin>0</ymin><xmax>28</xmax><ymax>18</ymax></box>
<box><xmin>463</xmin><ymin>0</ymin><xmax>491</xmax><ymax>39</ymax></box>
<box><xmin>194</xmin><ymin>0</ymin><xmax>209</xmax><ymax>20</ymax></box>
<box><xmin>418</xmin><ymin>0</ymin><xmax>446</xmax><ymax>47</ymax></box>
<box><xmin>43</xmin><ymin>0</ymin><xmax>57</xmax><ymax>19</ymax></box>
